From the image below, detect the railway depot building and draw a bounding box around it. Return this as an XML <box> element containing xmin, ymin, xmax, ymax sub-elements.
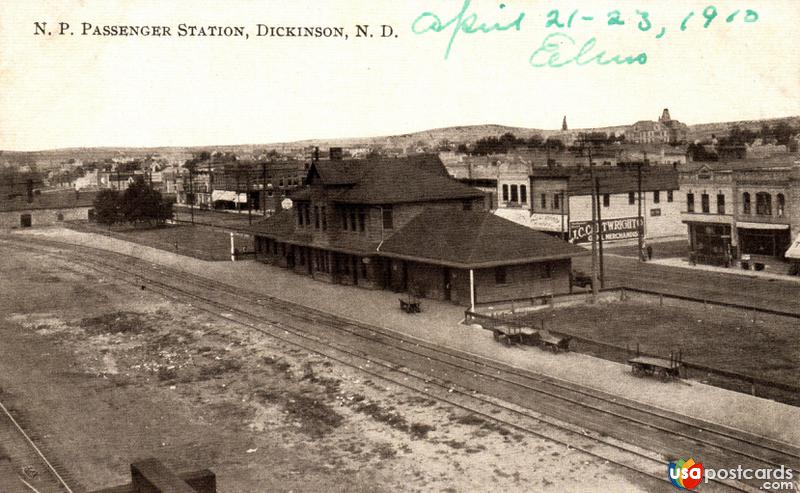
<box><xmin>248</xmin><ymin>155</ymin><xmax>588</xmax><ymax>306</ymax></box>
<box><xmin>495</xmin><ymin>166</ymin><xmax>682</xmax><ymax>243</ymax></box>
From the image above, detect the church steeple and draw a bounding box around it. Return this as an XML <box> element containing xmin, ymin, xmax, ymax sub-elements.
<box><xmin>562</xmin><ymin>115</ymin><xmax>568</xmax><ymax>131</ymax></box>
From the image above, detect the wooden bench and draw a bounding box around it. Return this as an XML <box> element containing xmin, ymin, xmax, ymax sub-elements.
<box><xmin>628</xmin><ymin>355</ymin><xmax>681</xmax><ymax>380</ymax></box>
<box><xmin>538</xmin><ymin>332</ymin><xmax>572</xmax><ymax>353</ymax></box>
<box><xmin>399</xmin><ymin>297</ymin><xmax>421</xmax><ymax>314</ymax></box>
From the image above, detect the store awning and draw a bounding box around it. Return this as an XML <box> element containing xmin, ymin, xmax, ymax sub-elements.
<box><xmin>211</xmin><ymin>190</ymin><xmax>248</xmax><ymax>203</ymax></box>
<box><xmin>736</xmin><ymin>222</ymin><xmax>789</xmax><ymax>230</ymax></box>
<box><xmin>493</xmin><ymin>208</ymin><xmax>565</xmax><ymax>232</ymax></box>
<box><xmin>786</xmin><ymin>235</ymin><xmax>800</xmax><ymax>260</ymax></box>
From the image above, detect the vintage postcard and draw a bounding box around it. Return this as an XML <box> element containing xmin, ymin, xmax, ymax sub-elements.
<box><xmin>1</xmin><ymin>1</ymin><xmax>799</xmax><ymax>492</ymax></box>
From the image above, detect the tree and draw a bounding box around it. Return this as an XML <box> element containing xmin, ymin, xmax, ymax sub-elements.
<box><xmin>771</xmin><ymin>121</ymin><xmax>795</xmax><ymax>146</ymax></box>
<box><xmin>544</xmin><ymin>137</ymin><xmax>565</xmax><ymax>151</ymax></box>
<box><xmin>526</xmin><ymin>134</ymin><xmax>544</xmax><ymax>148</ymax></box>
<box><xmin>93</xmin><ymin>189</ymin><xmax>121</xmax><ymax>226</ymax></box>
<box><xmin>120</xmin><ymin>176</ymin><xmax>173</xmax><ymax>226</ymax></box>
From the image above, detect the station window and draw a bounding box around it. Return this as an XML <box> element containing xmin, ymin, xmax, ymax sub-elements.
<box><xmin>603</xmin><ymin>194</ymin><xmax>610</xmax><ymax>207</ymax></box>
<box><xmin>495</xmin><ymin>266</ymin><xmax>507</xmax><ymax>285</ymax></box>
<box><xmin>553</xmin><ymin>194</ymin><xmax>560</xmax><ymax>210</ymax></box>
<box><xmin>628</xmin><ymin>192</ymin><xmax>635</xmax><ymax>205</ymax></box>
<box><xmin>314</xmin><ymin>206</ymin><xmax>320</xmax><ymax>229</ymax></box>
<box><xmin>777</xmin><ymin>194</ymin><xmax>785</xmax><ymax>217</ymax></box>
<box><xmin>541</xmin><ymin>194</ymin><xmax>547</xmax><ymax>209</ymax></box>
<box><xmin>520</xmin><ymin>185</ymin><xmax>527</xmax><ymax>204</ymax></box>
<box><xmin>382</xmin><ymin>206</ymin><xmax>394</xmax><ymax>230</ymax></box>
<box><xmin>667</xmin><ymin>190</ymin><xmax>674</xmax><ymax>203</ymax></box>
<box><xmin>510</xmin><ymin>184</ymin><xmax>518</xmax><ymax>203</ymax></box>
<box><xmin>687</xmin><ymin>193</ymin><xmax>695</xmax><ymax>213</ymax></box>
<box><xmin>653</xmin><ymin>191</ymin><xmax>660</xmax><ymax>204</ymax></box>
<box><xmin>502</xmin><ymin>184</ymin><xmax>509</xmax><ymax>202</ymax></box>
<box><xmin>701</xmin><ymin>194</ymin><xmax>710</xmax><ymax>214</ymax></box>
<box><xmin>716</xmin><ymin>194</ymin><xmax>725</xmax><ymax>215</ymax></box>
<box><xmin>743</xmin><ymin>192</ymin><xmax>751</xmax><ymax>214</ymax></box>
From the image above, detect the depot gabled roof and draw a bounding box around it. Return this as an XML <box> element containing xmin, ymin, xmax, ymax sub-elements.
<box><xmin>379</xmin><ymin>209</ymin><xmax>588</xmax><ymax>269</ymax></box>
<box><xmin>299</xmin><ymin>154</ymin><xmax>485</xmax><ymax>205</ymax></box>
<box><xmin>248</xmin><ymin>207</ymin><xmax>587</xmax><ymax>268</ymax></box>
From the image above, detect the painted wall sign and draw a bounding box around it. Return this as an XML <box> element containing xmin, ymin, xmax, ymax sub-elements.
<box><xmin>570</xmin><ymin>216</ymin><xmax>643</xmax><ymax>243</ymax></box>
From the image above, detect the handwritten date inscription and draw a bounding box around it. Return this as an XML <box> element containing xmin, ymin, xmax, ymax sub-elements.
<box><xmin>411</xmin><ymin>0</ymin><xmax>759</xmax><ymax>68</ymax></box>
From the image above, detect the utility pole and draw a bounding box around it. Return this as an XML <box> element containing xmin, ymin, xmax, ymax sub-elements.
<box><xmin>594</xmin><ymin>176</ymin><xmax>605</xmax><ymax>288</ymax></box>
<box><xmin>637</xmin><ymin>158</ymin><xmax>644</xmax><ymax>261</ymax></box>
<box><xmin>246</xmin><ymin>165</ymin><xmax>252</xmax><ymax>225</ymax></box>
<box><xmin>235</xmin><ymin>164</ymin><xmax>241</xmax><ymax>213</ymax></box>
<box><xmin>560</xmin><ymin>190</ymin><xmax>566</xmax><ymax>241</ymax></box>
<box><xmin>588</xmin><ymin>148</ymin><xmax>599</xmax><ymax>302</ymax></box>
<box><xmin>189</xmin><ymin>167</ymin><xmax>195</xmax><ymax>224</ymax></box>
<box><xmin>262</xmin><ymin>162</ymin><xmax>268</xmax><ymax>217</ymax></box>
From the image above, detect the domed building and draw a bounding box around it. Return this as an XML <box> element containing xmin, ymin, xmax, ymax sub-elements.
<box><xmin>628</xmin><ymin>109</ymin><xmax>688</xmax><ymax>144</ymax></box>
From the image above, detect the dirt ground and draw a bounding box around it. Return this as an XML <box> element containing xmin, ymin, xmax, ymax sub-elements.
<box><xmin>0</xmin><ymin>248</ymin><xmax>655</xmax><ymax>492</ymax></box>
<box><xmin>602</xmin><ymin>240</ymin><xmax>689</xmax><ymax>259</ymax></box>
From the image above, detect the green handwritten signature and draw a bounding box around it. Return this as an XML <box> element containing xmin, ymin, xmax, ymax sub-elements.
<box><xmin>529</xmin><ymin>32</ymin><xmax>646</xmax><ymax>68</ymax></box>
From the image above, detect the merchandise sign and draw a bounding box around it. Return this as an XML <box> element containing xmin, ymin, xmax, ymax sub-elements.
<box><xmin>570</xmin><ymin>216</ymin><xmax>643</xmax><ymax>244</ymax></box>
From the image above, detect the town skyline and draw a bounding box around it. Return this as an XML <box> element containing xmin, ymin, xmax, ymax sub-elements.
<box><xmin>2</xmin><ymin>113</ymin><xmax>798</xmax><ymax>155</ymax></box>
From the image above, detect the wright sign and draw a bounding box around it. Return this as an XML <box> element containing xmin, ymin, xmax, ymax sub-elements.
<box><xmin>570</xmin><ymin>216</ymin><xmax>643</xmax><ymax>244</ymax></box>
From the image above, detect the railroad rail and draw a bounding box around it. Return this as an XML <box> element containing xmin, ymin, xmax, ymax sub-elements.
<box><xmin>0</xmin><ymin>400</ymin><xmax>77</xmax><ymax>493</ymax></box>
<box><xmin>4</xmin><ymin>236</ymin><xmax>799</xmax><ymax>492</ymax></box>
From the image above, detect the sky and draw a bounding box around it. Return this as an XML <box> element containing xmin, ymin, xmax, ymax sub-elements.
<box><xmin>0</xmin><ymin>0</ymin><xmax>798</xmax><ymax>151</ymax></box>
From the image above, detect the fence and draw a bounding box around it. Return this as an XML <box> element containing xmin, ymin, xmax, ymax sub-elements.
<box><xmin>465</xmin><ymin>287</ymin><xmax>800</xmax><ymax>406</ymax></box>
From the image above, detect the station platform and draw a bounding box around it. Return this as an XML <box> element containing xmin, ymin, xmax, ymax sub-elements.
<box><xmin>15</xmin><ymin>227</ymin><xmax>800</xmax><ymax>447</ymax></box>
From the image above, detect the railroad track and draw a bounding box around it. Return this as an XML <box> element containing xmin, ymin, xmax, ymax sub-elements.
<box><xmin>0</xmin><ymin>399</ymin><xmax>77</xmax><ymax>493</ymax></box>
<box><xmin>4</xmin><ymin>236</ymin><xmax>799</xmax><ymax>492</ymax></box>
<box><xmin>597</xmin><ymin>259</ymin><xmax>800</xmax><ymax>316</ymax></box>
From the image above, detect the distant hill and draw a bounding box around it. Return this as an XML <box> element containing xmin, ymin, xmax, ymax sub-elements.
<box><xmin>2</xmin><ymin>116</ymin><xmax>797</xmax><ymax>168</ymax></box>
<box><xmin>685</xmin><ymin>116</ymin><xmax>800</xmax><ymax>142</ymax></box>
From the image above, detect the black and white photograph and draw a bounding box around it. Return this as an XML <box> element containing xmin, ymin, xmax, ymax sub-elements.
<box><xmin>0</xmin><ymin>1</ymin><xmax>799</xmax><ymax>491</ymax></box>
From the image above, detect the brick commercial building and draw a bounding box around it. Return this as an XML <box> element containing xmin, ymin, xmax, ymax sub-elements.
<box><xmin>681</xmin><ymin>160</ymin><xmax>800</xmax><ymax>267</ymax></box>
<box><xmin>249</xmin><ymin>155</ymin><xmax>587</xmax><ymax>307</ymax></box>
<box><xmin>177</xmin><ymin>160</ymin><xmax>307</xmax><ymax>214</ymax></box>
<box><xmin>495</xmin><ymin>166</ymin><xmax>681</xmax><ymax>243</ymax></box>
<box><xmin>0</xmin><ymin>189</ymin><xmax>97</xmax><ymax>229</ymax></box>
